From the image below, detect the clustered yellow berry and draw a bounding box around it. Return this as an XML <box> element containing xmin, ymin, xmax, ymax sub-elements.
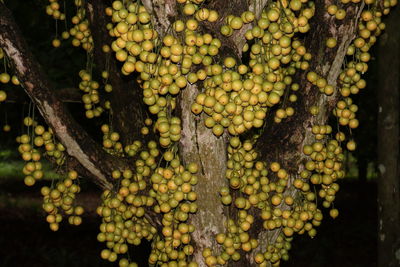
<box><xmin>17</xmin><ymin>117</ymin><xmax>66</xmax><ymax>185</ymax></box>
<box><xmin>107</xmin><ymin>1</ymin><xmax>188</xmax><ymax>147</ymax></box>
<box><xmin>69</xmin><ymin>7</ymin><xmax>94</xmax><ymax>51</ymax></box>
<box><xmin>17</xmin><ymin>131</ymin><xmax>44</xmax><ymax>187</ymax></box>
<box><xmin>206</xmin><ymin>135</ymin><xmax>327</xmax><ymax>266</ymax></box>
<box><xmin>328</xmin><ymin>4</ymin><xmax>396</xmax><ymax>153</ymax></box>
<box><xmin>17</xmin><ymin>117</ymin><xmax>83</xmax><ymax>231</ymax></box>
<box><xmin>302</xmin><ymin>128</ymin><xmax>345</xmax><ymax>208</ymax></box>
<box><xmin>45</xmin><ymin>0</ymin><xmax>66</xmax><ymax>20</ymax></box>
<box><xmin>333</xmin><ymin>98</ymin><xmax>359</xmax><ymax>129</ymax></box>
<box><xmin>220</xmin><ymin>11</ymin><xmax>255</xmax><ymax>36</ymax></box>
<box><xmin>41</xmin><ymin>170</ymin><xmax>84</xmax><ymax>231</ymax></box>
<box><xmin>78</xmin><ymin>70</ymin><xmax>107</xmax><ymax>119</ymax></box>
<box><xmin>101</xmin><ymin>124</ymin><xmax>124</xmax><ymax>155</ymax></box>
<box><xmin>306</xmin><ymin>71</ymin><xmax>333</xmax><ymax>96</ymax></box>
<box><xmin>0</xmin><ymin>48</ymin><xmax>21</xmax><ymax>102</ymax></box>
<box><xmin>193</xmin><ymin>1</ymin><xmax>314</xmax><ymax>136</ymax></box>
<box><xmin>45</xmin><ymin>0</ymin><xmax>93</xmax><ymax>50</ymax></box>
<box><xmin>96</xmin><ymin>138</ymin><xmax>200</xmax><ymax>266</ymax></box>
<box><xmin>0</xmin><ymin>48</ymin><xmax>9</xmax><ymax>102</ymax></box>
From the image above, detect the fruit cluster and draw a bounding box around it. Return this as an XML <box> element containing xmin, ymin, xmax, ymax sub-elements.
<box><xmin>41</xmin><ymin>170</ymin><xmax>84</xmax><ymax>231</ymax></box>
<box><xmin>45</xmin><ymin>0</ymin><xmax>93</xmax><ymax>51</ymax></box>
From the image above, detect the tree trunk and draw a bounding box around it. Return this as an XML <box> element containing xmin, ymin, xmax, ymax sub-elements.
<box><xmin>145</xmin><ymin>2</ymin><xmax>268</xmax><ymax>265</ymax></box>
<box><xmin>377</xmin><ymin>5</ymin><xmax>400</xmax><ymax>267</ymax></box>
<box><xmin>179</xmin><ymin>83</ymin><xmax>230</xmax><ymax>266</ymax></box>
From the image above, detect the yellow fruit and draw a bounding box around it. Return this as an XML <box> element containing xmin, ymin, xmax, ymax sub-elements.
<box><xmin>52</xmin><ymin>39</ymin><xmax>61</xmax><ymax>47</ymax></box>
<box><xmin>183</xmin><ymin>3</ymin><xmax>196</xmax><ymax>15</ymax></box>
<box><xmin>0</xmin><ymin>73</ymin><xmax>10</xmax><ymax>84</ymax></box>
<box><xmin>326</xmin><ymin>37</ymin><xmax>337</xmax><ymax>48</ymax></box>
<box><xmin>0</xmin><ymin>90</ymin><xmax>7</xmax><ymax>102</ymax></box>
<box><xmin>230</xmin><ymin>17</ymin><xmax>243</xmax><ymax>30</ymax></box>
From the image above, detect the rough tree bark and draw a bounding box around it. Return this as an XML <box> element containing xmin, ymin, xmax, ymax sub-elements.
<box><xmin>179</xmin><ymin>83</ymin><xmax>229</xmax><ymax>264</ymax></box>
<box><xmin>377</xmin><ymin>5</ymin><xmax>400</xmax><ymax>267</ymax></box>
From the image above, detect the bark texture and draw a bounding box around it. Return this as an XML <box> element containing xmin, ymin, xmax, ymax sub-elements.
<box><xmin>179</xmin><ymin>84</ymin><xmax>229</xmax><ymax>265</ymax></box>
<box><xmin>377</xmin><ymin>5</ymin><xmax>400</xmax><ymax>267</ymax></box>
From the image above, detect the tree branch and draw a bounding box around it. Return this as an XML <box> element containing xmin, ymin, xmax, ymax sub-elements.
<box><xmin>0</xmin><ymin>2</ymin><xmax>132</xmax><ymax>190</ymax></box>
